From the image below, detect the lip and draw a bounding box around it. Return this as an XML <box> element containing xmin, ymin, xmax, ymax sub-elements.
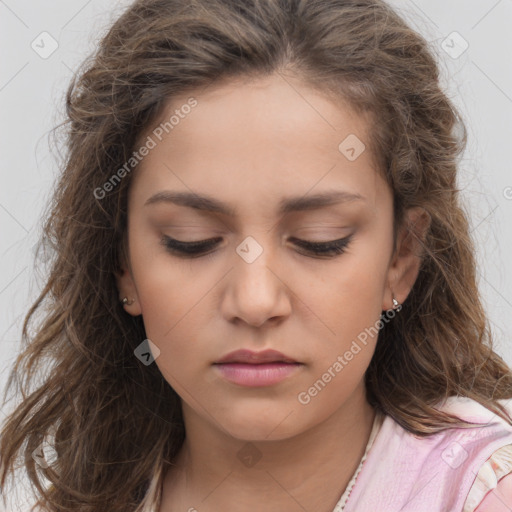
<box><xmin>213</xmin><ymin>349</ymin><xmax>302</xmax><ymax>387</ymax></box>
<box><xmin>214</xmin><ymin>349</ymin><xmax>298</xmax><ymax>364</ymax></box>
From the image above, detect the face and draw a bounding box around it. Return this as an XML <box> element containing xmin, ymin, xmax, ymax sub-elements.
<box><xmin>116</xmin><ymin>72</ymin><xmax>423</xmax><ymax>441</ymax></box>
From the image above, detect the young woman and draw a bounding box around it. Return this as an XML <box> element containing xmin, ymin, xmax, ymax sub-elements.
<box><xmin>1</xmin><ymin>1</ymin><xmax>512</xmax><ymax>511</ymax></box>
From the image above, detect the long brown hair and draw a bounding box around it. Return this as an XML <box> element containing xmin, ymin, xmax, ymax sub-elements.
<box><xmin>2</xmin><ymin>0</ymin><xmax>512</xmax><ymax>510</ymax></box>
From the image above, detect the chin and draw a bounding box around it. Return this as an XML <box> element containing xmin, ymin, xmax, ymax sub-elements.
<box><xmin>215</xmin><ymin>402</ymin><xmax>307</xmax><ymax>442</ymax></box>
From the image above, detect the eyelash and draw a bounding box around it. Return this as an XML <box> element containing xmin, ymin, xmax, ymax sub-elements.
<box><xmin>160</xmin><ymin>234</ymin><xmax>353</xmax><ymax>259</ymax></box>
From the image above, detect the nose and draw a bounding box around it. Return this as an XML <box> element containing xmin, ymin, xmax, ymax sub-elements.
<box><xmin>220</xmin><ymin>236</ymin><xmax>292</xmax><ymax>328</ymax></box>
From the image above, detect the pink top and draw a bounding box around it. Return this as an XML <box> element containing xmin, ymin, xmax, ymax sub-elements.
<box><xmin>341</xmin><ymin>396</ymin><xmax>512</xmax><ymax>512</ymax></box>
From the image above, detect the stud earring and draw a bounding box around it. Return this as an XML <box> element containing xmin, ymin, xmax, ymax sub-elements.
<box><xmin>121</xmin><ymin>297</ymin><xmax>135</xmax><ymax>306</ymax></box>
<box><xmin>392</xmin><ymin>297</ymin><xmax>402</xmax><ymax>312</ymax></box>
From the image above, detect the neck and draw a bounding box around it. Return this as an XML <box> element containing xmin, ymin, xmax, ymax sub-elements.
<box><xmin>160</xmin><ymin>383</ymin><xmax>376</xmax><ymax>512</ymax></box>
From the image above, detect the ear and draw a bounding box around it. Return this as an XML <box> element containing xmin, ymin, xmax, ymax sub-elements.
<box><xmin>383</xmin><ymin>206</ymin><xmax>431</xmax><ymax>311</ymax></box>
<box><xmin>115</xmin><ymin>240</ymin><xmax>143</xmax><ymax>317</ymax></box>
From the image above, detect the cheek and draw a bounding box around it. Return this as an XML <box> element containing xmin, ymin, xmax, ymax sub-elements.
<box><xmin>305</xmin><ymin>244</ymin><xmax>390</xmax><ymax>336</ymax></box>
<box><xmin>297</xmin><ymin>238</ymin><xmax>391</xmax><ymax>384</ymax></box>
<box><xmin>137</xmin><ymin>286</ymin><xmax>212</xmax><ymax>404</ymax></box>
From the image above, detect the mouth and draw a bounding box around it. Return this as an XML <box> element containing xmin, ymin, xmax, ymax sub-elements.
<box><xmin>213</xmin><ymin>349</ymin><xmax>303</xmax><ymax>387</ymax></box>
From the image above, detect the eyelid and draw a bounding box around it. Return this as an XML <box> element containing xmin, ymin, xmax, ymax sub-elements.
<box><xmin>290</xmin><ymin>235</ymin><xmax>353</xmax><ymax>256</ymax></box>
<box><xmin>160</xmin><ymin>234</ymin><xmax>353</xmax><ymax>258</ymax></box>
<box><xmin>160</xmin><ymin>236</ymin><xmax>222</xmax><ymax>255</ymax></box>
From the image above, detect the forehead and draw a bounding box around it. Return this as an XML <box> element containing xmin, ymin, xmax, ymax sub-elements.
<box><xmin>130</xmin><ymin>73</ymin><xmax>386</xmax><ymax>212</ymax></box>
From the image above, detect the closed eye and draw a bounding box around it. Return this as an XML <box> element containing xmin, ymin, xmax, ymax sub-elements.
<box><xmin>160</xmin><ymin>235</ymin><xmax>353</xmax><ymax>259</ymax></box>
<box><xmin>288</xmin><ymin>236</ymin><xmax>353</xmax><ymax>257</ymax></box>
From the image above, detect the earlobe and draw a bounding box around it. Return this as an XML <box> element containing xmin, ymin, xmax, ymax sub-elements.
<box><xmin>383</xmin><ymin>207</ymin><xmax>431</xmax><ymax>311</ymax></box>
<box><xmin>115</xmin><ymin>263</ymin><xmax>143</xmax><ymax>317</ymax></box>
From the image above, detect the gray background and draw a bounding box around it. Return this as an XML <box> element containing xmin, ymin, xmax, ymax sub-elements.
<box><xmin>1</xmin><ymin>1</ymin><xmax>512</xmax><ymax>508</ymax></box>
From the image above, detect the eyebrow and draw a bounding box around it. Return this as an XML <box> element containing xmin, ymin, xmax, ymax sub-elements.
<box><xmin>144</xmin><ymin>190</ymin><xmax>365</xmax><ymax>216</ymax></box>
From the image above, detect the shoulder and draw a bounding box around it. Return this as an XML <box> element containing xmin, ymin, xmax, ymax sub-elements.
<box><xmin>319</xmin><ymin>398</ymin><xmax>512</xmax><ymax>511</ymax></box>
<box><xmin>435</xmin><ymin>397</ymin><xmax>512</xmax><ymax>511</ymax></box>
<box><xmin>380</xmin><ymin>397</ymin><xmax>512</xmax><ymax>507</ymax></box>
